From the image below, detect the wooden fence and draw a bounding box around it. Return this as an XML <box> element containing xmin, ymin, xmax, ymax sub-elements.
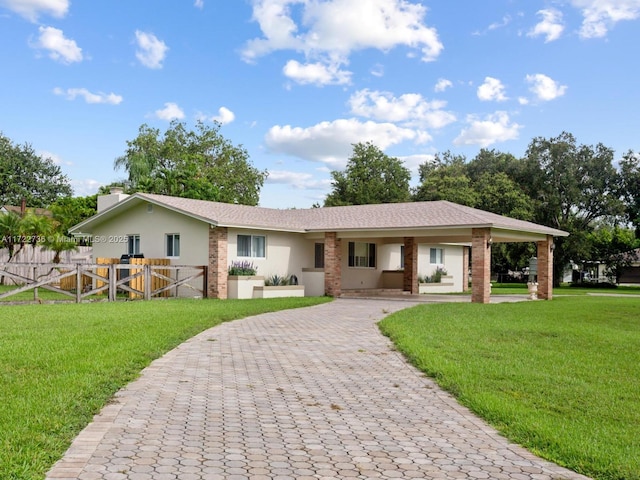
<box><xmin>0</xmin><ymin>262</ymin><xmax>207</xmax><ymax>303</ymax></box>
<box><xmin>0</xmin><ymin>246</ymin><xmax>92</xmax><ymax>285</ymax></box>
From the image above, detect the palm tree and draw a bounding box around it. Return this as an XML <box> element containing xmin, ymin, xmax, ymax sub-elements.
<box><xmin>0</xmin><ymin>211</ymin><xmax>24</xmax><ymax>261</ymax></box>
<box><xmin>0</xmin><ymin>211</ymin><xmax>24</xmax><ymax>285</ymax></box>
<box><xmin>20</xmin><ymin>211</ymin><xmax>53</xmax><ymax>261</ymax></box>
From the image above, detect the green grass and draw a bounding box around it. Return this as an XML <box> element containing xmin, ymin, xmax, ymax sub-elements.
<box><xmin>0</xmin><ymin>296</ymin><xmax>331</xmax><ymax>480</ymax></box>
<box><xmin>490</xmin><ymin>283</ymin><xmax>640</xmax><ymax>296</ymax></box>
<box><xmin>378</xmin><ymin>296</ymin><xmax>640</xmax><ymax>480</ymax></box>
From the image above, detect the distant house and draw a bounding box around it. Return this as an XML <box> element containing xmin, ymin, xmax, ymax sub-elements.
<box><xmin>0</xmin><ymin>205</ymin><xmax>52</xmax><ymax>217</ymax></box>
<box><xmin>70</xmin><ymin>191</ymin><xmax>568</xmax><ymax>303</ymax></box>
<box><xmin>619</xmin><ymin>248</ymin><xmax>640</xmax><ymax>285</ymax></box>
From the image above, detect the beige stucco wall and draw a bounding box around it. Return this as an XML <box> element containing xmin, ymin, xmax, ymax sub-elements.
<box><xmin>418</xmin><ymin>243</ymin><xmax>465</xmax><ymax>292</ymax></box>
<box><xmin>227</xmin><ymin>228</ymin><xmax>316</xmax><ymax>281</ymax></box>
<box><xmin>90</xmin><ymin>202</ymin><xmax>209</xmax><ymax>265</ymax></box>
<box><xmin>378</xmin><ymin>242</ymin><xmax>466</xmax><ymax>292</ymax></box>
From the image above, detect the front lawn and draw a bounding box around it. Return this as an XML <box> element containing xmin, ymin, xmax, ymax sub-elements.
<box><xmin>0</xmin><ymin>297</ymin><xmax>331</xmax><ymax>480</ymax></box>
<box><xmin>378</xmin><ymin>296</ymin><xmax>640</xmax><ymax>480</ymax></box>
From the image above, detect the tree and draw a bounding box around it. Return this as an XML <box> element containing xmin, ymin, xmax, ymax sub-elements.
<box><xmin>324</xmin><ymin>142</ymin><xmax>411</xmax><ymax>206</ymax></box>
<box><xmin>49</xmin><ymin>195</ymin><xmax>97</xmax><ymax>236</ymax></box>
<box><xmin>413</xmin><ymin>151</ymin><xmax>477</xmax><ymax>206</ymax></box>
<box><xmin>0</xmin><ymin>133</ymin><xmax>72</xmax><ymax>207</ymax></box>
<box><xmin>586</xmin><ymin>225</ymin><xmax>639</xmax><ymax>284</ymax></box>
<box><xmin>521</xmin><ymin>132</ymin><xmax>623</xmax><ymax>286</ymax></box>
<box><xmin>114</xmin><ymin>121</ymin><xmax>267</xmax><ymax>205</ymax></box>
<box><xmin>0</xmin><ymin>211</ymin><xmax>24</xmax><ymax>261</ymax></box>
<box><xmin>618</xmin><ymin>150</ymin><xmax>640</xmax><ymax>235</ymax></box>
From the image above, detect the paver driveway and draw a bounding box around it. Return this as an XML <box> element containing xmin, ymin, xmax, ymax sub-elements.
<box><xmin>46</xmin><ymin>299</ymin><xmax>590</xmax><ymax>480</ymax></box>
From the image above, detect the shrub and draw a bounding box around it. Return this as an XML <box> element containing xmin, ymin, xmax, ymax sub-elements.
<box><xmin>432</xmin><ymin>266</ymin><xmax>448</xmax><ymax>283</ymax></box>
<box><xmin>228</xmin><ymin>260</ymin><xmax>257</xmax><ymax>276</ymax></box>
<box><xmin>264</xmin><ymin>274</ymin><xmax>299</xmax><ymax>286</ymax></box>
<box><xmin>418</xmin><ymin>266</ymin><xmax>448</xmax><ymax>284</ymax></box>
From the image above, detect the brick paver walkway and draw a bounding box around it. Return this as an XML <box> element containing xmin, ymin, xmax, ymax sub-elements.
<box><xmin>46</xmin><ymin>299</ymin><xmax>590</xmax><ymax>479</ymax></box>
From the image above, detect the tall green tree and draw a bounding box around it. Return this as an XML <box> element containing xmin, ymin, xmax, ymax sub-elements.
<box><xmin>586</xmin><ymin>225</ymin><xmax>640</xmax><ymax>283</ymax></box>
<box><xmin>522</xmin><ymin>132</ymin><xmax>623</xmax><ymax>285</ymax></box>
<box><xmin>49</xmin><ymin>195</ymin><xmax>97</xmax><ymax>236</ymax></box>
<box><xmin>413</xmin><ymin>151</ymin><xmax>477</xmax><ymax>206</ymax></box>
<box><xmin>0</xmin><ymin>133</ymin><xmax>72</xmax><ymax>207</ymax></box>
<box><xmin>0</xmin><ymin>211</ymin><xmax>24</xmax><ymax>262</ymax></box>
<box><xmin>324</xmin><ymin>142</ymin><xmax>411</xmax><ymax>206</ymax></box>
<box><xmin>114</xmin><ymin>121</ymin><xmax>267</xmax><ymax>205</ymax></box>
<box><xmin>618</xmin><ymin>150</ymin><xmax>640</xmax><ymax>235</ymax></box>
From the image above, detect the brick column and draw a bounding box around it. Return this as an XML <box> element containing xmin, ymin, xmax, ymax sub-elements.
<box><xmin>208</xmin><ymin>226</ymin><xmax>228</xmax><ymax>299</ymax></box>
<box><xmin>324</xmin><ymin>232</ymin><xmax>341</xmax><ymax>297</ymax></box>
<box><xmin>403</xmin><ymin>237</ymin><xmax>418</xmax><ymax>294</ymax></box>
<box><xmin>537</xmin><ymin>235</ymin><xmax>553</xmax><ymax>300</ymax></box>
<box><xmin>471</xmin><ymin>228</ymin><xmax>491</xmax><ymax>304</ymax></box>
<box><xmin>462</xmin><ymin>246</ymin><xmax>470</xmax><ymax>292</ymax></box>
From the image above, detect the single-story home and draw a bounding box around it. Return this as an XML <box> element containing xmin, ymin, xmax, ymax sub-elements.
<box><xmin>70</xmin><ymin>190</ymin><xmax>568</xmax><ymax>303</ymax></box>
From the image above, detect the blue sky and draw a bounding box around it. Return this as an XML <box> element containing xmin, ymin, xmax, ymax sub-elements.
<box><xmin>1</xmin><ymin>0</ymin><xmax>639</xmax><ymax>208</ymax></box>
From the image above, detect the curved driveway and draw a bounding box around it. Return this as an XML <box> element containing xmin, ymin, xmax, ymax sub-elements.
<box><xmin>47</xmin><ymin>299</ymin><xmax>590</xmax><ymax>480</ymax></box>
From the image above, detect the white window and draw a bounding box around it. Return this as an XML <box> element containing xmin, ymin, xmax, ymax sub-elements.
<box><xmin>348</xmin><ymin>242</ymin><xmax>376</xmax><ymax>268</ymax></box>
<box><xmin>237</xmin><ymin>234</ymin><xmax>266</xmax><ymax>258</ymax></box>
<box><xmin>166</xmin><ymin>234</ymin><xmax>180</xmax><ymax>257</ymax></box>
<box><xmin>430</xmin><ymin>247</ymin><xmax>444</xmax><ymax>265</ymax></box>
<box><xmin>128</xmin><ymin>234</ymin><xmax>140</xmax><ymax>255</ymax></box>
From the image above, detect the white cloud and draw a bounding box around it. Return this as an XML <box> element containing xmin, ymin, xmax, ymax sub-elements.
<box><xmin>266</xmin><ymin>170</ymin><xmax>331</xmax><ymax>190</ymax></box>
<box><xmin>243</xmin><ymin>0</ymin><xmax>442</xmax><ymax>86</ymax></box>
<box><xmin>283</xmin><ymin>60</ymin><xmax>352</xmax><ymax>85</ymax></box>
<box><xmin>135</xmin><ymin>30</ymin><xmax>168</xmax><ymax>69</ymax></box>
<box><xmin>397</xmin><ymin>153</ymin><xmax>435</xmax><ymax>174</ymax></box>
<box><xmin>0</xmin><ymin>0</ymin><xmax>68</xmax><ymax>21</ymax></box>
<box><xmin>348</xmin><ymin>88</ymin><xmax>455</xmax><ymax>129</ymax></box>
<box><xmin>488</xmin><ymin>15</ymin><xmax>512</xmax><ymax>31</ymax></box>
<box><xmin>571</xmin><ymin>0</ymin><xmax>640</xmax><ymax>38</ymax></box>
<box><xmin>472</xmin><ymin>14</ymin><xmax>512</xmax><ymax>36</ymax></box>
<box><xmin>211</xmin><ymin>106</ymin><xmax>235</xmax><ymax>125</ymax></box>
<box><xmin>370</xmin><ymin>63</ymin><xmax>384</xmax><ymax>77</ymax></box>
<box><xmin>528</xmin><ymin>8</ymin><xmax>564</xmax><ymax>42</ymax></box>
<box><xmin>477</xmin><ymin>77</ymin><xmax>508</xmax><ymax>102</ymax></box>
<box><xmin>53</xmin><ymin>87</ymin><xmax>123</xmax><ymax>105</ymax></box>
<box><xmin>525</xmin><ymin>73</ymin><xmax>567</xmax><ymax>101</ymax></box>
<box><xmin>155</xmin><ymin>102</ymin><xmax>185</xmax><ymax>121</ymax></box>
<box><xmin>454</xmin><ymin>111</ymin><xmax>521</xmax><ymax>147</ymax></box>
<box><xmin>434</xmin><ymin>78</ymin><xmax>452</xmax><ymax>92</ymax></box>
<box><xmin>33</xmin><ymin>26</ymin><xmax>82</xmax><ymax>64</ymax></box>
<box><xmin>70</xmin><ymin>178</ymin><xmax>103</xmax><ymax>197</ymax></box>
<box><xmin>38</xmin><ymin>149</ymin><xmax>71</xmax><ymax>166</ymax></box>
<box><xmin>265</xmin><ymin>118</ymin><xmax>426</xmax><ymax>167</ymax></box>
<box><xmin>194</xmin><ymin>0</ymin><xmax>204</xmax><ymax>8</ymax></box>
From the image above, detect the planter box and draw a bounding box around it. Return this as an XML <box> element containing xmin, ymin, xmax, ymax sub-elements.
<box><xmin>419</xmin><ymin>275</ymin><xmax>456</xmax><ymax>294</ymax></box>
<box><xmin>253</xmin><ymin>285</ymin><xmax>305</xmax><ymax>298</ymax></box>
<box><xmin>301</xmin><ymin>268</ymin><xmax>324</xmax><ymax>296</ymax></box>
<box><xmin>228</xmin><ymin>275</ymin><xmax>264</xmax><ymax>299</ymax></box>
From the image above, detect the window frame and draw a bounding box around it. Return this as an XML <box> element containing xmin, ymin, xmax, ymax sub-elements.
<box><xmin>166</xmin><ymin>233</ymin><xmax>180</xmax><ymax>258</ymax></box>
<box><xmin>314</xmin><ymin>242</ymin><xmax>325</xmax><ymax>269</ymax></box>
<box><xmin>237</xmin><ymin>234</ymin><xmax>266</xmax><ymax>258</ymax></box>
<box><xmin>430</xmin><ymin>247</ymin><xmax>444</xmax><ymax>265</ymax></box>
<box><xmin>348</xmin><ymin>241</ymin><xmax>376</xmax><ymax>268</ymax></box>
<box><xmin>127</xmin><ymin>234</ymin><xmax>141</xmax><ymax>255</ymax></box>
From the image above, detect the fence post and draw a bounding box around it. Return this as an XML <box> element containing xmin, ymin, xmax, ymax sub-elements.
<box><xmin>33</xmin><ymin>266</ymin><xmax>39</xmax><ymax>302</ymax></box>
<box><xmin>109</xmin><ymin>264</ymin><xmax>116</xmax><ymax>301</ymax></box>
<box><xmin>144</xmin><ymin>264</ymin><xmax>151</xmax><ymax>300</ymax></box>
<box><xmin>76</xmin><ymin>265</ymin><xmax>82</xmax><ymax>303</ymax></box>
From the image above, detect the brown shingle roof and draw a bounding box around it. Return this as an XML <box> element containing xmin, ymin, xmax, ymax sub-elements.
<box><xmin>135</xmin><ymin>194</ymin><xmax>567</xmax><ymax>237</ymax></box>
<box><xmin>70</xmin><ymin>193</ymin><xmax>568</xmax><ymax>238</ymax></box>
